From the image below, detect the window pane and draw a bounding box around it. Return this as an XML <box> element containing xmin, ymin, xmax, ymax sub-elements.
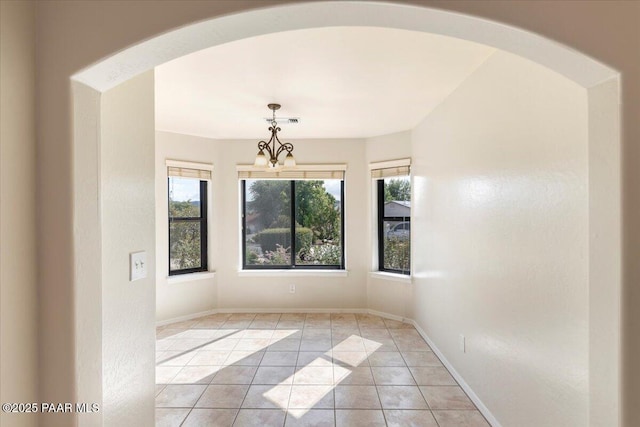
<box><xmin>170</xmin><ymin>221</ymin><xmax>202</xmax><ymax>270</ymax></box>
<box><xmin>295</xmin><ymin>180</ymin><xmax>342</xmax><ymax>266</ymax></box>
<box><xmin>382</xmin><ymin>220</ymin><xmax>410</xmax><ymax>272</ymax></box>
<box><xmin>169</xmin><ymin>177</ymin><xmax>201</xmax><ymax>218</ymax></box>
<box><xmin>245</xmin><ymin>180</ymin><xmax>292</xmax><ymax>266</ymax></box>
<box><xmin>382</xmin><ymin>176</ymin><xmax>410</xmax><ymax>213</ymax></box>
<box><xmin>381</xmin><ymin>176</ymin><xmax>410</xmax><ymax>274</ymax></box>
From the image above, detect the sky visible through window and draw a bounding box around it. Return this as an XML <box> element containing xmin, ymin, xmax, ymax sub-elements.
<box><xmin>170</xmin><ymin>178</ymin><xmax>200</xmax><ymax>202</ymax></box>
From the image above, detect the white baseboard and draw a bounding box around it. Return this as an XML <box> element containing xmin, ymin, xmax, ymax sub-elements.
<box><xmin>156</xmin><ymin>309</ymin><xmax>217</xmax><ymax>327</ymax></box>
<box><xmin>366</xmin><ymin>308</ymin><xmax>406</xmax><ymax>323</ymax></box>
<box><xmin>215</xmin><ymin>307</ymin><xmax>369</xmax><ymax>314</ymax></box>
<box><xmin>411</xmin><ymin>320</ymin><xmax>501</xmax><ymax>427</ymax></box>
<box><xmin>155</xmin><ymin>306</ymin><xmax>497</xmax><ymax>426</ymax></box>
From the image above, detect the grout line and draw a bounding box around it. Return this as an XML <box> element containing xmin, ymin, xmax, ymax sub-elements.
<box><xmin>231</xmin><ymin>339</ymin><xmax>264</xmax><ymax>426</ymax></box>
<box><xmin>363</xmin><ymin>321</ymin><xmax>389</xmax><ymax>426</ymax></box>
<box><xmin>157</xmin><ymin>330</ymin><xmax>239</xmax><ymax>365</ymax></box>
<box><xmin>177</xmin><ymin>384</ymin><xmax>208</xmax><ymax>427</ymax></box>
<box><xmin>157</xmin><ymin>311</ymin><xmax>488</xmax><ymax>427</ymax></box>
<box><xmin>410</xmin><ymin>321</ymin><xmax>498</xmax><ymax>426</ymax></box>
<box><xmin>178</xmin><ymin>406</ymin><xmax>193</xmax><ymax>427</ymax></box>
<box><xmin>432</xmin><ymin>408</ymin><xmax>443</xmax><ymax>427</ymax></box>
<box><xmin>283</xmin><ymin>369</ymin><xmax>295</xmax><ymax>427</ymax></box>
<box><xmin>333</xmin><ymin>374</ymin><xmax>338</xmax><ymax>427</ymax></box>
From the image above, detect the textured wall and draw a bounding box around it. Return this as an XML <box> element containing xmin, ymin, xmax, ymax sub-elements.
<box><xmin>156</xmin><ymin>132</ymin><xmax>369</xmax><ymax>316</ymax></box>
<box><xmin>0</xmin><ymin>2</ymin><xmax>38</xmax><ymax>426</ymax></box>
<box><xmin>365</xmin><ymin>131</ymin><xmax>414</xmax><ymax>319</ymax></box>
<box><xmin>100</xmin><ymin>71</ymin><xmax>156</xmax><ymax>426</ymax></box>
<box><xmin>155</xmin><ymin>132</ymin><xmax>218</xmax><ymax>322</ymax></box>
<box><xmin>28</xmin><ymin>1</ymin><xmax>637</xmax><ymax>425</ymax></box>
<box><xmin>411</xmin><ymin>50</ymin><xmax>588</xmax><ymax>426</ymax></box>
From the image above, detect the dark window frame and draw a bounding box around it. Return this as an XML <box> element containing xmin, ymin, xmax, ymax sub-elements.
<box><xmin>168</xmin><ymin>178</ymin><xmax>208</xmax><ymax>276</ymax></box>
<box><xmin>241</xmin><ymin>179</ymin><xmax>345</xmax><ymax>270</ymax></box>
<box><xmin>377</xmin><ymin>178</ymin><xmax>411</xmax><ymax>275</ymax></box>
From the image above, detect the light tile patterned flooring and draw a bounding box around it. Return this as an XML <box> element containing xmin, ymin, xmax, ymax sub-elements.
<box><xmin>155</xmin><ymin>313</ymin><xmax>490</xmax><ymax>427</ymax></box>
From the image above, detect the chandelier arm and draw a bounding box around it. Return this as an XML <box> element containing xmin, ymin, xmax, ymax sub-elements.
<box><xmin>257</xmin><ymin>140</ymin><xmax>269</xmax><ymax>152</ymax></box>
<box><xmin>273</xmin><ymin>128</ymin><xmax>293</xmax><ymax>156</ymax></box>
<box><xmin>254</xmin><ymin>104</ymin><xmax>294</xmax><ymax>168</ymax></box>
<box><xmin>275</xmin><ymin>142</ymin><xmax>294</xmax><ymax>158</ymax></box>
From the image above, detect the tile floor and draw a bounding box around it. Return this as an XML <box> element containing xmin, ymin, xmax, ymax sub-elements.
<box><xmin>155</xmin><ymin>313</ymin><xmax>490</xmax><ymax>427</ymax></box>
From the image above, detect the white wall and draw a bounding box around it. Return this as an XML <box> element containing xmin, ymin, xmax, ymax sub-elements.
<box><xmin>29</xmin><ymin>2</ymin><xmax>635</xmax><ymax>424</ymax></box>
<box><xmin>411</xmin><ymin>50</ymin><xmax>589</xmax><ymax>426</ymax></box>
<box><xmin>587</xmin><ymin>77</ymin><xmax>621</xmax><ymax>427</ymax></box>
<box><xmin>155</xmin><ymin>132</ymin><xmax>369</xmax><ymax>316</ymax></box>
<box><xmin>155</xmin><ymin>132</ymin><xmax>218</xmax><ymax>322</ymax></box>
<box><xmin>365</xmin><ymin>131</ymin><xmax>414</xmax><ymax>319</ymax></box>
<box><xmin>0</xmin><ymin>2</ymin><xmax>38</xmax><ymax>427</ymax></box>
<box><xmin>219</xmin><ymin>138</ymin><xmax>368</xmax><ymax>310</ymax></box>
<box><xmin>100</xmin><ymin>71</ymin><xmax>156</xmax><ymax>426</ymax></box>
<box><xmin>73</xmin><ymin>81</ymin><xmax>103</xmax><ymax>427</ymax></box>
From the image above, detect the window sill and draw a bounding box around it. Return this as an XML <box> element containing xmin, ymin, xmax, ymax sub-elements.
<box><xmin>167</xmin><ymin>271</ymin><xmax>216</xmax><ymax>284</ymax></box>
<box><xmin>238</xmin><ymin>269</ymin><xmax>348</xmax><ymax>278</ymax></box>
<box><xmin>369</xmin><ymin>271</ymin><xmax>412</xmax><ymax>284</ymax></box>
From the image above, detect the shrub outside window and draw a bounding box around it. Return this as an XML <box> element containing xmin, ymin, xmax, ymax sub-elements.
<box><xmin>168</xmin><ymin>177</ymin><xmax>208</xmax><ymax>275</ymax></box>
<box><xmin>377</xmin><ymin>176</ymin><xmax>410</xmax><ymax>275</ymax></box>
<box><xmin>242</xmin><ymin>179</ymin><xmax>344</xmax><ymax>269</ymax></box>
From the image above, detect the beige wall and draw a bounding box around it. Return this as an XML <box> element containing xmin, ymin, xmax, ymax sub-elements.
<box><xmin>156</xmin><ymin>131</ymin><xmax>369</xmax><ymax>318</ymax></box>
<box><xmin>151</xmin><ymin>46</ymin><xmax>598</xmax><ymax>427</ymax></box>
<box><xmin>218</xmin><ymin>138</ymin><xmax>369</xmax><ymax>310</ymax></box>
<box><xmin>100</xmin><ymin>71</ymin><xmax>156</xmax><ymax>426</ymax></box>
<box><xmin>73</xmin><ymin>81</ymin><xmax>103</xmax><ymax>427</ymax></box>
<box><xmin>154</xmin><ymin>129</ymin><xmax>417</xmax><ymax>322</ymax></box>
<box><xmin>20</xmin><ymin>1</ymin><xmax>637</xmax><ymax>426</ymax></box>
<box><xmin>365</xmin><ymin>131</ymin><xmax>414</xmax><ymax>319</ymax></box>
<box><xmin>0</xmin><ymin>2</ymin><xmax>38</xmax><ymax>427</ymax></box>
<box><xmin>588</xmin><ymin>77</ymin><xmax>622</xmax><ymax>426</ymax></box>
<box><xmin>411</xmin><ymin>50</ymin><xmax>589</xmax><ymax>426</ymax></box>
<box><xmin>155</xmin><ymin>132</ymin><xmax>218</xmax><ymax>322</ymax></box>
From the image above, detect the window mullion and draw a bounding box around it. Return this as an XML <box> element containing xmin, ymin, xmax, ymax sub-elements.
<box><xmin>168</xmin><ymin>177</ymin><xmax>171</xmax><ymax>275</ymax></box>
<box><xmin>340</xmin><ymin>180</ymin><xmax>345</xmax><ymax>269</ymax></box>
<box><xmin>290</xmin><ymin>180</ymin><xmax>296</xmax><ymax>268</ymax></box>
<box><xmin>377</xmin><ymin>179</ymin><xmax>385</xmax><ymax>272</ymax></box>
<box><xmin>241</xmin><ymin>180</ymin><xmax>247</xmax><ymax>270</ymax></box>
<box><xmin>200</xmin><ymin>180</ymin><xmax>208</xmax><ymax>271</ymax></box>
<box><xmin>382</xmin><ymin>216</ymin><xmax>408</xmax><ymax>222</ymax></box>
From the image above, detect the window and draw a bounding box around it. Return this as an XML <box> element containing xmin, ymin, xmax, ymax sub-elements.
<box><xmin>168</xmin><ymin>171</ymin><xmax>209</xmax><ymax>275</ymax></box>
<box><xmin>375</xmin><ymin>166</ymin><xmax>411</xmax><ymax>275</ymax></box>
<box><xmin>242</xmin><ymin>179</ymin><xmax>344</xmax><ymax>269</ymax></box>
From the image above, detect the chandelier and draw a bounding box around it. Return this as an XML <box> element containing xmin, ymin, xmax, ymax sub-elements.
<box><xmin>253</xmin><ymin>103</ymin><xmax>296</xmax><ymax>170</ymax></box>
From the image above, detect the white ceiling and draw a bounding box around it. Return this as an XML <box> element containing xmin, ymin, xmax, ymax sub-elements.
<box><xmin>155</xmin><ymin>27</ymin><xmax>495</xmax><ymax>139</ymax></box>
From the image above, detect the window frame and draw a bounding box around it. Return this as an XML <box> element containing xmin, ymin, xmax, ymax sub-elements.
<box><xmin>168</xmin><ymin>178</ymin><xmax>208</xmax><ymax>276</ymax></box>
<box><xmin>241</xmin><ymin>179</ymin><xmax>345</xmax><ymax>270</ymax></box>
<box><xmin>377</xmin><ymin>178</ymin><xmax>411</xmax><ymax>276</ymax></box>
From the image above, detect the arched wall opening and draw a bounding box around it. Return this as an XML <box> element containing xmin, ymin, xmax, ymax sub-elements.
<box><xmin>70</xmin><ymin>2</ymin><xmax>620</xmax><ymax>426</ymax></box>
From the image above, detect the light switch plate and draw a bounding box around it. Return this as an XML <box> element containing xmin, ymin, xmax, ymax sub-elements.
<box><xmin>130</xmin><ymin>251</ymin><xmax>147</xmax><ymax>281</ymax></box>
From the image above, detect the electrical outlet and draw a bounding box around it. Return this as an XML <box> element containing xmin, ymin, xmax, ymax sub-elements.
<box><xmin>459</xmin><ymin>334</ymin><xmax>466</xmax><ymax>353</ymax></box>
<box><xmin>289</xmin><ymin>284</ymin><xmax>296</xmax><ymax>293</ymax></box>
<box><xmin>130</xmin><ymin>251</ymin><xmax>147</xmax><ymax>281</ymax></box>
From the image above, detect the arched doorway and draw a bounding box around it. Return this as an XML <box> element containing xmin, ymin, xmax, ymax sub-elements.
<box><xmin>71</xmin><ymin>2</ymin><xmax>620</xmax><ymax>426</ymax></box>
